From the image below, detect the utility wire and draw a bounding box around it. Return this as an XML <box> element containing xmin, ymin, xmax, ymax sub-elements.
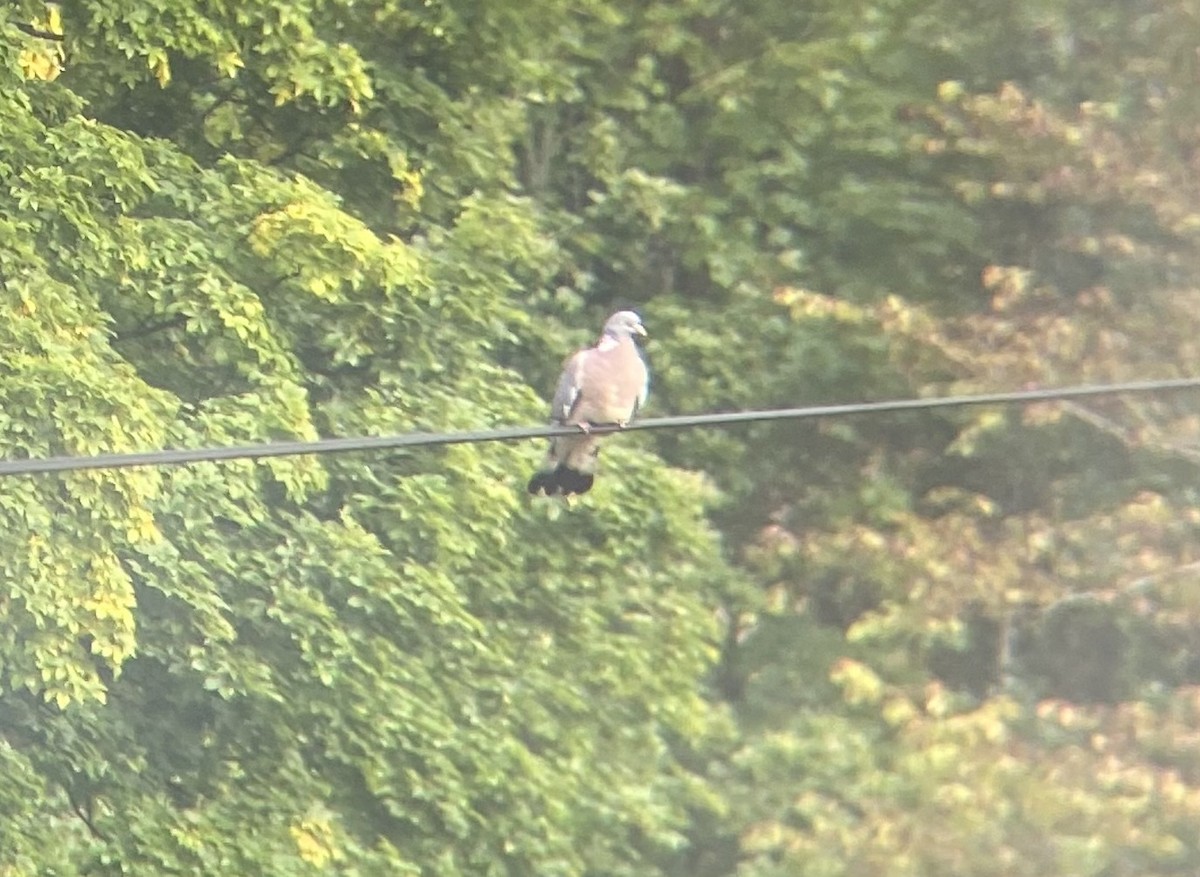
<box><xmin>1</xmin><ymin>377</ymin><xmax>1198</xmax><ymax>477</ymax></box>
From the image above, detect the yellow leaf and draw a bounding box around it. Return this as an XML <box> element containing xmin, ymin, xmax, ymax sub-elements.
<box><xmin>937</xmin><ymin>80</ymin><xmax>964</xmax><ymax>102</ymax></box>
<box><xmin>147</xmin><ymin>49</ymin><xmax>172</xmax><ymax>87</ymax></box>
<box><xmin>925</xmin><ymin>681</ymin><xmax>950</xmax><ymax>717</ymax></box>
<box><xmin>882</xmin><ymin>695</ymin><xmax>917</xmax><ymax>727</ymax></box>
<box><xmin>18</xmin><ymin>47</ymin><xmax>62</xmax><ymax>81</ymax></box>
<box><xmin>830</xmin><ymin>658</ymin><xmax>884</xmax><ymax>705</ymax></box>
<box><xmin>217</xmin><ymin>50</ymin><xmax>244</xmax><ymax>78</ymax></box>
<box><xmin>290</xmin><ymin>815</ymin><xmax>338</xmax><ymax>866</ymax></box>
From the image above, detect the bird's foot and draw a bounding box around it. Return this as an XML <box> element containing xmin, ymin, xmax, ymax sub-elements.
<box><xmin>576</xmin><ymin>422</ymin><xmax>592</xmax><ymax>434</ymax></box>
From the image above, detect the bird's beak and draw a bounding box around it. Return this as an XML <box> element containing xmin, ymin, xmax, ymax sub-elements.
<box><xmin>634</xmin><ymin>323</ymin><xmax>647</xmax><ymax>336</ymax></box>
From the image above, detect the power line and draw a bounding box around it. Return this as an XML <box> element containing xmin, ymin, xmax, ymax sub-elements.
<box><xmin>1</xmin><ymin>377</ymin><xmax>1198</xmax><ymax>477</ymax></box>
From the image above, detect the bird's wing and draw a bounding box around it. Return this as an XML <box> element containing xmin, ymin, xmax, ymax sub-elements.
<box><xmin>549</xmin><ymin>349</ymin><xmax>589</xmax><ymax>423</ymax></box>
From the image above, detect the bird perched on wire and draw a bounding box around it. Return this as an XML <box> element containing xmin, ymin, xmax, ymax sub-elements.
<box><xmin>528</xmin><ymin>310</ymin><xmax>649</xmax><ymax>497</ymax></box>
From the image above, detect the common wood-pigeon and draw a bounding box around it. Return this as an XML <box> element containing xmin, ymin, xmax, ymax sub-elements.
<box><xmin>528</xmin><ymin>311</ymin><xmax>648</xmax><ymax>496</ymax></box>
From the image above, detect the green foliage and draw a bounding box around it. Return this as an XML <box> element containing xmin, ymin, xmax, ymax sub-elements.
<box><xmin>1</xmin><ymin>3</ymin><xmax>734</xmax><ymax>873</ymax></box>
<box><xmin>4</xmin><ymin>0</ymin><xmax>1200</xmax><ymax>874</ymax></box>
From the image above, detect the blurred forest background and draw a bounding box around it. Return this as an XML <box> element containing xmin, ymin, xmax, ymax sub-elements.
<box><xmin>2</xmin><ymin>0</ymin><xmax>1200</xmax><ymax>874</ymax></box>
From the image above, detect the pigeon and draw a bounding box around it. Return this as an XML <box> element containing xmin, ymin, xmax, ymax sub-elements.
<box><xmin>528</xmin><ymin>310</ymin><xmax>648</xmax><ymax>496</ymax></box>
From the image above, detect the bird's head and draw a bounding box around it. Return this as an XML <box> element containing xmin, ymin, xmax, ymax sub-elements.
<box><xmin>603</xmin><ymin>310</ymin><xmax>647</xmax><ymax>339</ymax></box>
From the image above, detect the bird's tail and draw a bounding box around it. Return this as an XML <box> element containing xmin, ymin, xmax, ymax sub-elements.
<box><xmin>527</xmin><ymin>436</ymin><xmax>599</xmax><ymax>496</ymax></box>
<box><xmin>527</xmin><ymin>465</ymin><xmax>594</xmax><ymax>496</ymax></box>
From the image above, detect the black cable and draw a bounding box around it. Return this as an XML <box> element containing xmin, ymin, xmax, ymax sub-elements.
<box><xmin>0</xmin><ymin>377</ymin><xmax>1197</xmax><ymax>477</ymax></box>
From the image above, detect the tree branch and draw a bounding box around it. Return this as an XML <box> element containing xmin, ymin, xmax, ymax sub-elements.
<box><xmin>114</xmin><ymin>313</ymin><xmax>188</xmax><ymax>342</ymax></box>
<box><xmin>65</xmin><ymin>785</ymin><xmax>107</xmax><ymax>842</ymax></box>
<box><xmin>1062</xmin><ymin>399</ymin><xmax>1200</xmax><ymax>465</ymax></box>
<box><xmin>12</xmin><ymin>21</ymin><xmax>64</xmax><ymax>41</ymax></box>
